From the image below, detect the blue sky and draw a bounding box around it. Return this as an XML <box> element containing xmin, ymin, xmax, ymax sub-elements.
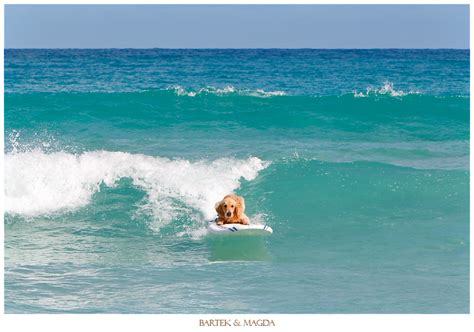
<box><xmin>5</xmin><ymin>5</ymin><xmax>470</xmax><ymax>49</ymax></box>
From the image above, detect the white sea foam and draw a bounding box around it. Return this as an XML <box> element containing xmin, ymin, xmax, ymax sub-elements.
<box><xmin>5</xmin><ymin>150</ymin><xmax>269</xmax><ymax>229</ymax></box>
<box><xmin>168</xmin><ymin>85</ymin><xmax>286</xmax><ymax>97</ymax></box>
<box><xmin>353</xmin><ymin>82</ymin><xmax>421</xmax><ymax>98</ymax></box>
<box><xmin>253</xmin><ymin>89</ymin><xmax>287</xmax><ymax>97</ymax></box>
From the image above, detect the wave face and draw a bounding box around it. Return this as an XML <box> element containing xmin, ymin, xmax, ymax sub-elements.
<box><xmin>5</xmin><ymin>91</ymin><xmax>469</xmax><ymax>170</ymax></box>
<box><xmin>4</xmin><ymin>49</ymin><xmax>469</xmax><ymax>314</ymax></box>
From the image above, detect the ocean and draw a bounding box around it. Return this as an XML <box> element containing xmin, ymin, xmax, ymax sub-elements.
<box><xmin>4</xmin><ymin>49</ymin><xmax>469</xmax><ymax>313</ymax></box>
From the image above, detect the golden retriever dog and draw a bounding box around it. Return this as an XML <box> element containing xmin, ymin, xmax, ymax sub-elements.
<box><xmin>215</xmin><ymin>194</ymin><xmax>250</xmax><ymax>225</ymax></box>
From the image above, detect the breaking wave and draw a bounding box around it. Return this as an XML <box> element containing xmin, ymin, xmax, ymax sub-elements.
<box><xmin>4</xmin><ymin>149</ymin><xmax>269</xmax><ymax>229</ymax></box>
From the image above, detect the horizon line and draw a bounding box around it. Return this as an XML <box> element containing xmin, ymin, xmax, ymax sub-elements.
<box><xmin>5</xmin><ymin>47</ymin><xmax>470</xmax><ymax>50</ymax></box>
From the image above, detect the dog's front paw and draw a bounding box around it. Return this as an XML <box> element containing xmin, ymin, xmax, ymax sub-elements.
<box><xmin>216</xmin><ymin>221</ymin><xmax>223</xmax><ymax>225</ymax></box>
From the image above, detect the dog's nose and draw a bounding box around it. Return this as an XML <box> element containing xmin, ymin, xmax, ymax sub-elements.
<box><xmin>226</xmin><ymin>212</ymin><xmax>232</xmax><ymax>217</ymax></box>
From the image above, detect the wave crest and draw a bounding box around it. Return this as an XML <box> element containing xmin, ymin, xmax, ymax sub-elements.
<box><xmin>4</xmin><ymin>150</ymin><xmax>269</xmax><ymax>230</ymax></box>
<box><xmin>167</xmin><ymin>85</ymin><xmax>287</xmax><ymax>97</ymax></box>
<box><xmin>353</xmin><ymin>82</ymin><xmax>421</xmax><ymax>98</ymax></box>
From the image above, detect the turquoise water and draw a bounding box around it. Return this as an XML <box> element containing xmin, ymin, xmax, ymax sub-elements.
<box><xmin>4</xmin><ymin>49</ymin><xmax>469</xmax><ymax>313</ymax></box>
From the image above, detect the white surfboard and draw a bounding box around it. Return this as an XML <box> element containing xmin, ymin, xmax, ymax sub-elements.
<box><xmin>207</xmin><ymin>219</ymin><xmax>273</xmax><ymax>236</ymax></box>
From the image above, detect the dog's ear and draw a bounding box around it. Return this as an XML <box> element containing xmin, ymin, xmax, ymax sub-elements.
<box><xmin>234</xmin><ymin>196</ymin><xmax>245</xmax><ymax>219</ymax></box>
<box><xmin>215</xmin><ymin>200</ymin><xmax>224</xmax><ymax>217</ymax></box>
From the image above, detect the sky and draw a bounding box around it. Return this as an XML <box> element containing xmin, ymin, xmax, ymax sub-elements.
<box><xmin>5</xmin><ymin>5</ymin><xmax>470</xmax><ymax>49</ymax></box>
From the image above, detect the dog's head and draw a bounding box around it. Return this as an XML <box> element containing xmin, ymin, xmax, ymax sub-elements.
<box><xmin>215</xmin><ymin>195</ymin><xmax>245</xmax><ymax>221</ymax></box>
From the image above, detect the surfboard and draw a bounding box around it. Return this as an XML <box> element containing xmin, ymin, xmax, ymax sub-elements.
<box><xmin>207</xmin><ymin>220</ymin><xmax>273</xmax><ymax>236</ymax></box>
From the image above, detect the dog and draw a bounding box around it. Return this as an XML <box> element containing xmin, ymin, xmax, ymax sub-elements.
<box><xmin>214</xmin><ymin>194</ymin><xmax>250</xmax><ymax>225</ymax></box>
